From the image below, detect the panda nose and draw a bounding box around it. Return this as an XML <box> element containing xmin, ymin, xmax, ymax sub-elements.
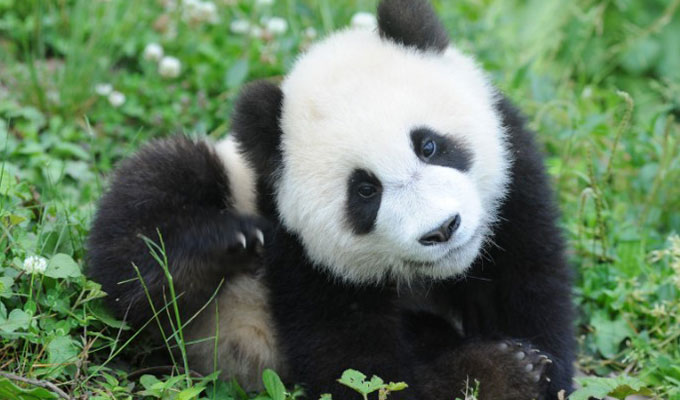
<box><xmin>418</xmin><ymin>214</ymin><xmax>461</xmax><ymax>246</ymax></box>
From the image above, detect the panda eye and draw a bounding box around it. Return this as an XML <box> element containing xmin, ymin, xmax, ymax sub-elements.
<box><xmin>421</xmin><ymin>139</ymin><xmax>437</xmax><ymax>158</ymax></box>
<box><xmin>357</xmin><ymin>183</ymin><xmax>378</xmax><ymax>199</ymax></box>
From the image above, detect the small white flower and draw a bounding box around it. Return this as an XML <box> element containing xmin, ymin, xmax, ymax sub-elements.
<box><xmin>255</xmin><ymin>0</ymin><xmax>273</xmax><ymax>6</ymax></box>
<box><xmin>304</xmin><ymin>26</ymin><xmax>317</xmax><ymax>39</ymax></box>
<box><xmin>230</xmin><ymin>19</ymin><xmax>251</xmax><ymax>34</ymax></box>
<box><xmin>47</xmin><ymin>90</ymin><xmax>60</xmax><ymax>104</ymax></box>
<box><xmin>197</xmin><ymin>1</ymin><xmax>218</xmax><ymax>24</ymax></box>
<box><xmin>184</xmin><ymin>0</ymin><xmax>218</xmax><ymax>24</ymax></box>
<box><xmin>581</xmin><ymin>86</ymin><xmax>593</xmax><ymax>99</ymax></box>
<box><xmin>351</xmin><ymin>11</ymin><xmax>377</xmax><ymax>30</ymax></box>
<box><xmin>250</xmin><ymin>25</ymin><xmax>263</xmax><ymax>38</ymax></box>
<box><xmin>143</xmin><ymin>43</ymin><xmax>164</xmax><ymax>62</ymax></box>
<box><xmin>266</xmin><ymin>17</ymin><xmax>287</xmax><ymax>35</ymax></box>
<box><xmin>94</xmin><ymin>83</ymin><xmax>113</xmax><ymax>96</ymax></box>
<box><xmin>23</xmin><ymin>256</ymin><xmax>48</xmax><ymax>274</ymax></box>
<box><xmin>651</xmin><ymin>303</ymin><xmax>667</xmax><ymax>318</ymax></box>
<box><xmin>108</xmin><ymin>91</ymin><xmax>126</xmax><ymax>107</ymax></box>
<box><xmin>161</xmin><ymin>0</ymin><xmax>177</xmax><ymax>11</ymax></box>
<box><xmin>159</xmin><ymin>56</ymin><xmax>182</xmax><ymax>78</ymax></box>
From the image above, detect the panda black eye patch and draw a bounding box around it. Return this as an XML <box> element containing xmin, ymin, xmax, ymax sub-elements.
<box><xmin>411</xmin><ymin>127</ymin><xmax>472</xmax><ymax>171</ymax></box>
<box><xmin>346</xmin><ymin>169</ymin><xmax>383</xmax><ymax>234</ymax></box>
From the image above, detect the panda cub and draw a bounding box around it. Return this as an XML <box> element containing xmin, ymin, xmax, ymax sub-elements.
<box><xmin>87</xmin><ymin>0</ymin><xmax>575</xmax><ymax>399</ymax></box>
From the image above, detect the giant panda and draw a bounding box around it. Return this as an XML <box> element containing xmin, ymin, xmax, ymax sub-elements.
<box><xmin>87</xmin><ymin>0</ymin><xmax>575</xmax><ymax>399</ymax></box>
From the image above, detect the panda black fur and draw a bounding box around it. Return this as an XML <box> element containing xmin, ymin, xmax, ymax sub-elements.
<box><xmin>87</xmin><ymin>0</ymin><xmax>575</xmax><ymax>399</ymax></box>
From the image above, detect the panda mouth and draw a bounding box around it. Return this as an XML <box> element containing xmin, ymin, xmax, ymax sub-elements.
<box><xmin>403</xmin><ymin>226</ymin><xmax>483</xmax><ymax>267</ymax></box>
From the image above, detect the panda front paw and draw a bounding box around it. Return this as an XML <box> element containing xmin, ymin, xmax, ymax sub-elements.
<box><xmin>222</xmin><ymin>214</ymin><xmax>271</xmax><ymax>256</ymax></box>
<box><xmin>441</xmin><ymin>339</ymin><xmax>552</xmax><ymax>400</ymax></box>
<box><xmin>494</xmin><ymin>340</ymin><xmax>552</xmax><ymax>396</ymax></box>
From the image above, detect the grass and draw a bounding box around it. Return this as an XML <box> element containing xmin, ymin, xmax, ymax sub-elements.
<box><xmin>0</xmin><ymin>0</ymin><xmax>679</xmax><ymax>399</ymax></box>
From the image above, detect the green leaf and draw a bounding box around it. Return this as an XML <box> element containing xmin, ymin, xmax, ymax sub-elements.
<box><xmin>262</xmin><ymin>369</ymin><xmax>286</xmax><ymax>400</ymax></box>
<box><xmin>0</xmin><ymin>309</ymin><xmax>31</xmax><ymax>333</ymax></box>
<box><xmin>0</xmin><ymin>172</ymin><xmax>17</xmax><ymax>195</ymax></box>
<box><xmin>337</xmin><ymin>369</ymin><xmax>384</xmax><ymax>396</ymax></box>
<box><xmin>619</xmin><ymin>37</ymin><xmax>660</xmax><ymax>74</ymax></box>
<box><xmin>0</xmin><ymin>377</ymin><xmax>59</xmax><ymax>399</ymax></box>
<box><xmin>88</xmin><ymin>300</ymin><xmax>129</xmax><ymax>329</ymax></box>
<box><xmin>384</xmin><ymin>382</ymin><xmax>408</xmax><ymax>392</ymax></box>
<box><xmin>139</xmin><ymin>374</ymin><xmax>161</xmax><ymax>390</ymax></box>
<box><xmin>590</xmin><ymin>311</ymin><xmax>633</xmax><ymax>358</ymax></box>
<box><xmin>47</xmin><ymin>335</ymin><xmax>78</xmax><ymax>367</ymax></box>
<box><xmin>226</xmin><ymin>377</ymin><xmax>249</xmax><ymax>400</ymax></box>
<box><xmin>177</xmin><ymin>386</ymin><xmax>205</xmax><ymax>400</ymax></box>
<box><xmin>319</xmin><ymin>394</ymin><xmax>332</xmax><ymax>400</ymax></box>
<box><xmin>571</xmin><ymin>376</ymin><xmax>652</xmax><ymax>400</ymax></box>
<box><xmin>45</xmin><ymin>253</ymin><xmax>82</xmax><ymax>279</ymax></box>
<box><xmin>0</xmin><ymin>276</ymin><xmax>14</xmax><ymax>299</ymax></box>
<box><xmin>51</xmin><ymin>142</ymin><xmax>90</xmax><ymax>160</ymax></box>
<box><xmin>225</xmin><ymin>59</ymin><xmax>250</xmax><ymax>89</ymax></box>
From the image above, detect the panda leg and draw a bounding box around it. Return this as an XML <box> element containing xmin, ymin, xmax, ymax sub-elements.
<box><xmin>184</xmin><ymin>273</ymin><xmax>283</xmax><ymax>391</ymax></box>
<box><xmin>417</xmin><ymin>339</ymin><xmax>552</xmax><ymax>400</ymax></box>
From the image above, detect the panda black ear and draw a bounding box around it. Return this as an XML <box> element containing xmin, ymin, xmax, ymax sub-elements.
<box><xmin>231</xmin><ymin>80</ymin><xmax>283</xmax><ymax>181</ymax></box>
<box><xmin>377</xmin><ymin>0</ymin><xmax>449</xmax><ymax>53</ymax></box>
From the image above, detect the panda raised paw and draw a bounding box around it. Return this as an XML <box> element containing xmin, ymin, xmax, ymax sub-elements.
<box><xmin>221</xmin><ymin>213</ymin><xmax>270</xmax><ymax>255</ymax></box>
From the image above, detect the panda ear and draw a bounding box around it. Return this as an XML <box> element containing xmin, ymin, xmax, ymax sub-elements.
<box><xmin>231</xmin><ymin>80</ymin><xmax>284</xmax><ymax>181</ymax></box>
<box><xmin>377</xmin><ymin>0</ymin><xmax>449</xmax><ymax>53</ymax></box>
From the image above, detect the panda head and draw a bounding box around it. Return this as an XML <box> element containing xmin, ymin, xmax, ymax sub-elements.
<box><xmin>233</xmin><ymin>0</ymin><xmax>510</xmax><ymax>284</ymax></box>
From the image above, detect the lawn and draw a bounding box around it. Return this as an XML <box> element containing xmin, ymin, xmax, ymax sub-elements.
<box><xmin>1</xmin><ymin>0</ymin><xmax>679</xmax><ymax>399</ymax></box>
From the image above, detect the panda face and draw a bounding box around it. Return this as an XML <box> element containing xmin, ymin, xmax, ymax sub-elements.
<box><xmin>275</xmin><ymin>29</ymin><xmax>510</xmax><ymax>284</ymax></box>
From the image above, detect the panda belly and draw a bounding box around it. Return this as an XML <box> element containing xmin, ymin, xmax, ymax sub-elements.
<box><xmin>184</xmin><ymin>271</ymin><xmax>282</xmax><ymax>391</ymax></box>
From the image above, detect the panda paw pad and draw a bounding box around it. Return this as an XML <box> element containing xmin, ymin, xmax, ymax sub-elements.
<box><xmin>496</xmin><ymin>340</ymin><xmax>552</xmax><ymax>388</ymax></box>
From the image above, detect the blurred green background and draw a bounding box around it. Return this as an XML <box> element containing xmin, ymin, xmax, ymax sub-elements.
<box><xmin>0</xmin><ymin>0</ymin><xmax>679</xmax><ymax>399</ymax></box>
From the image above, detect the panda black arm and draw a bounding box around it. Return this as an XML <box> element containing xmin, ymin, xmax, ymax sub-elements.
<box><xmin>87</xmin><ymin>136</ymin><xmax>267</xmax><ymax>331</ymax></box>
<box><xmin>449</xmin><ymin>96</ymin><xmax>575</xmax><ymax>397</ymax></box>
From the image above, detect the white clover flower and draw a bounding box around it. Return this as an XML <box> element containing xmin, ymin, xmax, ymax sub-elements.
<box><xmin>230</xmin><ymin>19</ymin><xmax>251</xmax><ymax>34</ymax></box>
<box><xmin>266</xmin><ymin>17</ymin><xmax>287</xmax><ymax>35</ymax></box>
<box><xmin>250</xmin><ymin>25</ymin><xmax>263</xmax><ymax>38</ymax></box>
<box><xmin>94</xmin><ymin>83</ymin><xmax>113</xmax><ymax>96</ymax></box>
<box><xmin>143</xmin><ymin>43</ymin><xmax>164</xmax><ymax>62</ymax></box>
<box><xmin>351</xmin><ymin>11</ymin><xmax>377</xmax><ymax>30</ymax></box>
<box><xmin>304</xmin><ymin>26</ymin><xmax>317</xmax><ymax>40</ymax></box>
<box><xmin>184</xmin><ymin>0</ymin><xmax>218</xmax><ymax>24</ymax></box>
<box><xmin>23</xmin><ymin>256</ymin><xmax>47</xmax><ymax>274</ymax></box>
<box><xmin>161</xmin><ymin>0</ymin><xmax>177</xmax><ymax>11</ymax></box>
<box><xmin>581</xmin><ymin>86</ymin><xmax>593</xmax><ymax>99</ymax></box>
<box><xmin>197</xmin><ymin>1</ymin><xmax>219</xmax><ymax>24</ymax></box>
<box><xmin>47</xmin><ymin>90</ymin><xmax>60</xmax><ymax>104</ymax></box>
<box><xmin>108</xmin><ymin>91</ymin><xmax>126</xmax><ymax>107</ymax></box>
<box><xmin>255</xmin><ymin>0</ymin><xmax>273</xmax><ymax>6</ymax></box>
<box><xmin>651</xmin><ymin>303</ymin><xmax>667</xmax><ymax>318</ymax></box>
<box><xmin>159</xmin><ymin>56</ymin><xmax>182</xmax><ymax>78</ymax></box>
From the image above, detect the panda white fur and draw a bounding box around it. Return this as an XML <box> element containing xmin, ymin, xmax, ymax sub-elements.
<box><xmin>88</xmin><ymin>1</ymin><xmax>574</xmax><ymax>399</ymax></box>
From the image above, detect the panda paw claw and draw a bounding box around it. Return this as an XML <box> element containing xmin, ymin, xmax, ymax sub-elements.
<box><xmin>255</xmin><ymin>229</ymin><xmax>265</xmax><ymax>246</ymax></box>
<box><xmin>236</xmin><ymin>232</ymin><xmax>247</xmax><ymax>249</ymax></box>
<box><xmin>224</xmin><ymin>215</ymin><xmax>270</xmax><ymax>255</ymax></box>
